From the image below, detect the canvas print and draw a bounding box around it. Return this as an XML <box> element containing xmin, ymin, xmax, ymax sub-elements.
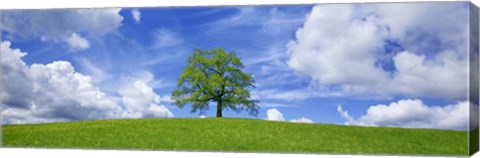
<box><xmin>1</xmin><ymin>1</ymin><xmax>479</xmax><ymax>157</ymax></box>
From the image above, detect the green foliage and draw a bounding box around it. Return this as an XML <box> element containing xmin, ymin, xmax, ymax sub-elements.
<box><xmin>3</xmin><ymin>118</ymin><xmax>468</xmax><ymax>156</ymax></box>
<box><xmin>171</xmin><ymin>48</ymin><xmax>258</xmax><ymax>117</ymax></box>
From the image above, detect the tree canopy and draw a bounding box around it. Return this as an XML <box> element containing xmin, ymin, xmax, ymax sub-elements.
<box><xmin>171</xmin><ymin>48</ymin><xmax>259</xmax><ymax>118</ymax></box>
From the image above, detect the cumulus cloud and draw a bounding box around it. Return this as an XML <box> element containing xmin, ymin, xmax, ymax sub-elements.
<box><xmin>66</xmin><ymin>33</ymin><xmax>90</xmax><ymax>51</ymax></box>
<box><xmin>287</xmin><ymin>4</ymin><xmax>388</xmax><ymax>86</ymax></box>
<box><xmin>375</xmin><ymin>2</ymin><xmax>468</xmax><ymax>53</ymax></box>
<box><xmin>131</xmin><ymin>9</ymin><xmax>141</xmax><ymax>23</ymax></box>
<box><xmin>266</xmin><ymin>108</ymin><xmax>285</xmax><ymax>121</ymax></box>
<box><xmin>1</xmin><ymin>41</ymin><xmax>173</xmax><ymax>124</ymax></box>
<box><xmin>266</xmin><ymin>108</ymin><xmax>313</xmax><ymax>123</ymax></box>
<box><xmin>1</xmin><ymin>41</ymin><xmax>123</xmax><ymax>124</ymax></box>
<box><xmin>337</xmin><ymin>99</ymin><xmax>477</xmax><ymax>131</ymax></box>
<box><xmin>1</xmin><ymin>41</ymin><xmax>32</xmax><ymax>109</ymax></box>
<box><xmin>287</xmin><ymin>3</ymin><xmax>469</xmax><ymax>100</ymax></box>
<box><xmin>119</xmin><ymin>81</ymin><xmax>174</xmax><ymax>118</ymax></box>
<box><xmin>290</xmin><ymin>117</ymin><xmax>313</xmax><ymax>123</ymax></box>
<box><xmin>388</xmin><ymin>50</ymin><xmax>467</xmax><ymax>99</ymax></box>
<box><xmin>1</xmin><ymin>9</ymin><xmax>123</xmax><ymax>51</ymax></box>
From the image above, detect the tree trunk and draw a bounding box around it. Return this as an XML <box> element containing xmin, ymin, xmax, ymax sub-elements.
<box><xmin>216</xmin><ymin>100</ymin><xmax>222</xmax><ymax>118</ymax></box>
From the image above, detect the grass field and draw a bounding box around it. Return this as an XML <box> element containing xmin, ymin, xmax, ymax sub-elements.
<box><xmin>2</xmin><ymin>118</ymin><xmax>469</xmax><ymax>156</ymax></box>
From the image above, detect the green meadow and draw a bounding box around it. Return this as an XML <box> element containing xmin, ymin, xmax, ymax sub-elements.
<box><xmin>2</xmin><ymin>118</ymin><xmax>469</xmax><ymax>156</ymax></box>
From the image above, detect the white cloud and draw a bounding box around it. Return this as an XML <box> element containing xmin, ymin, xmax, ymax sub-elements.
<box><xmin>266</xmin><ymin>108</ymin><xmax>285</xmax><ymax>121</ymax></box>
<box><xmin>337</xmin><ymin>99</ymin><xmax>477</xmax><ymax>131</ymax></box>
<box><xmin>147</xmin><ymin>104</ymin><xmax>173</xmax><ymax>118</ymax></box>
<box><xmin>1</xmin><ymin>41</ymin><xmax>123</xmax><ymax>124</ymax></box>
<box><xmin>209</xmin><ymin>7</ymin><xmax>305</xmax><ymax>33</ymax></box>
<box><xmin>153</xmin><ymin>28</ymin><xmax>182</xmax><ymax>49</ymax></box>
<box><xmin>159</xmin><ymin>95</ymin><xmax>174</xmax><ymax>103</ymax></box>
<box><xmin>131</xmin><ymin>9</ymin><xmax>141</xmax><ymax>23</ymax></box>
<box><xmin>209</xmin><ymin>7</ymin><xmax>257</xmax><ymax>26</ymax></box>
<box><xmin>287</xmin><ymin>3</ymin><xmax>469</xmax><ymax>100</ymax></box>
<box><xmin>119</xmin><ymin>81</ymin><xmax>174</xmax><ymax>118</ymax></box>
<box><xmin>1</xmin><ymin>41</ymin><xmax>174</xmax><ymax>124</ymax></box>
<box><xmin>199</xmin><ymin>115</ymin><xmax>206</xmax><ymax>118</ymax></box>
<box><xmin>336</xmin><ymin>106</ymin><xmax>355</xmax><ymax>125</ymax></box>
<box><xmin>97</xmin><ymin>70</ymin><xmax>175</xmax><ymax>97</ymax></box>
<box><xmin>266</xmin><ymin>108</ymin><xmax>313</xmax><ymax>123</ymax></box>
<box><xmin>388</xmin><ymin>50</ymin><xmax>467</xmax><ymax>99</ymax></box>
<box><xmin>118</xmin><ymin>71</ymin><xmax>173</xmax><ymax>89</ymax></box>
<box><xmin>287</xmin><ymin>4</ymin><xmax>388</xmax><ymax>87</ymax></box>
<box><xmin>0</xmin><ymin>41</ymin><xmax>32</xmax><ymax>109</ymax></box>
<box><xmin>259</xmin><ymin>7</ymin><xmax>306</xmax><ymax>35</ymax></box>
<box><xmin>375</xmin><ymin>3</ymin><xmax>468</xmax><ymax>53</ymax></box>
<box><xmin>1</xmin><ymin>9</ymin><xmax>123</xmax><ymax>50</ymax></box>
<box><xmin>66</xmin><ymin>33</ymin><xmax>90</xmax><ymax>51</ymax></box>
<box><xmin>290</xmin><ymin>117</ymin><xmax>313</xmax><ymax>123</ymax></box>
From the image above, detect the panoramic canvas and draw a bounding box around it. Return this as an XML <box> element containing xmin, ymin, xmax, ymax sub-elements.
<box><xmin>1</xmin><ymin>2</ymin><xmax>479</xmax><ymax>157</ymax></box>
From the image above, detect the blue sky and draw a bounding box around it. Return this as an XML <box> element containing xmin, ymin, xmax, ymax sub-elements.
<box><xmin>1</xmin><ymin>2</ymin><xmax>477</xmax><ymax>131</ymax></box>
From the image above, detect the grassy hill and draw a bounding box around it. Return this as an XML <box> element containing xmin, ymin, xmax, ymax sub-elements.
<box><xmin>2</xmin><ymin>118</ymin><xmax>469</xmax><ymax>156</ymax></box>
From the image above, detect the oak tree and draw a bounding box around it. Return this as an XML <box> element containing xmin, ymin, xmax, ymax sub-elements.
<box><xmin>171</xmin><ymin>48</ymin><xmax>258</xmax><ymax>118</ymax></box>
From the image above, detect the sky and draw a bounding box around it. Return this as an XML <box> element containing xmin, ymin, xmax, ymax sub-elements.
<box><xmin>0</xmin><ymin>2</ymin><xmax>478</xmax><ymax>131</ymax></box>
